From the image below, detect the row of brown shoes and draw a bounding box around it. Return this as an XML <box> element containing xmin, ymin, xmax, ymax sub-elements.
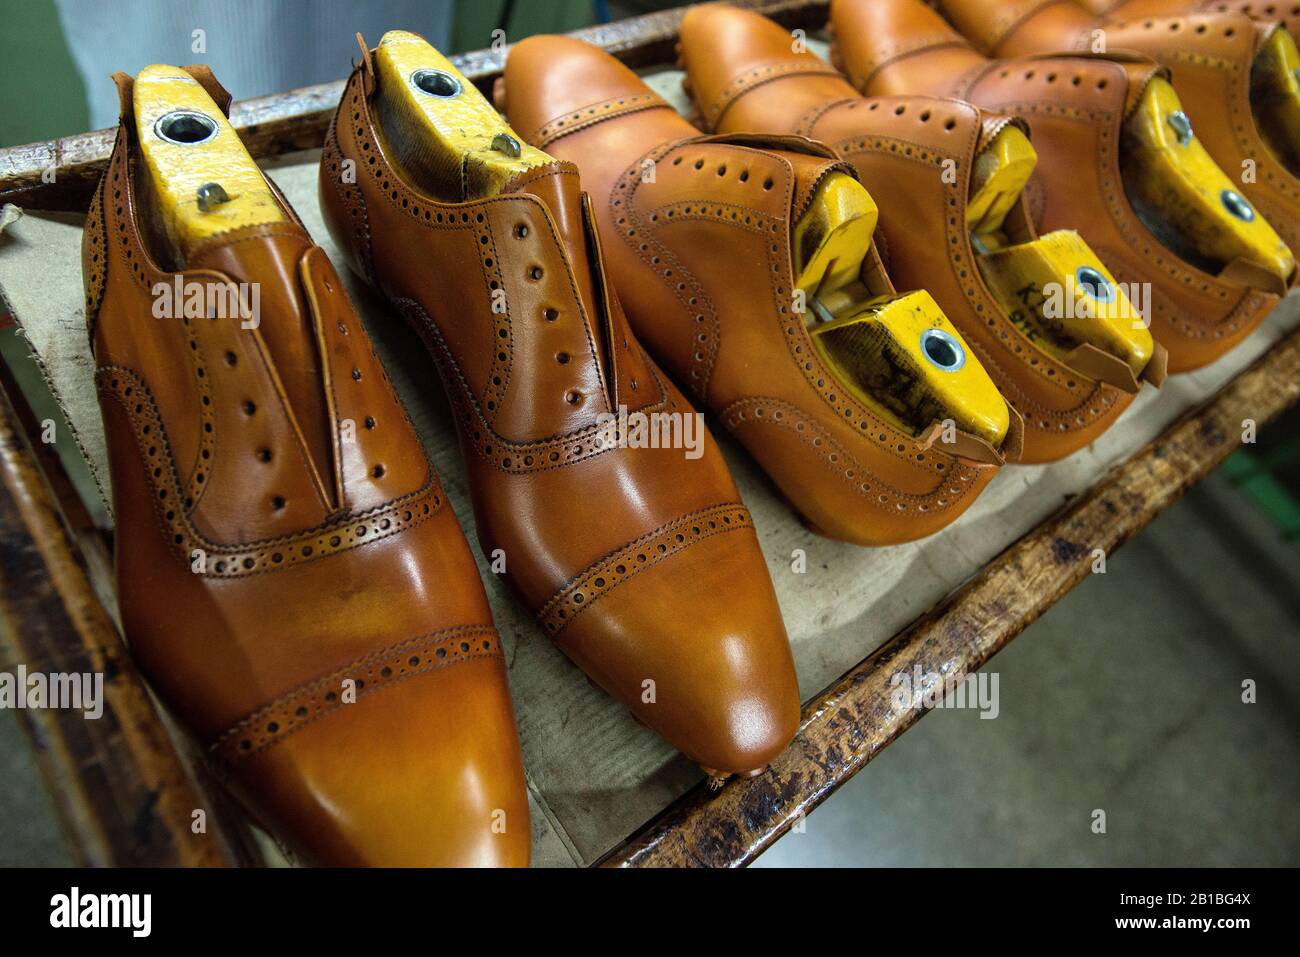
<box><xmin>83</xmin><ymin>0</ymin><xmax>1298</xmax><ymax>865</ymax></box>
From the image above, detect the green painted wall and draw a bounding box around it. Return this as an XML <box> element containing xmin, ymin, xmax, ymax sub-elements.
<box><xmin>0</xmin><ymin>0</ymin><xmax>88</xmax><ymax>146</ymax></box>
<box><xmin>0</xmin><ymin>0</ymin><xmax>595</xmax><ymax>147</ymax></box>
<box><xmin>453</xmin><ymin>0</ymin><xmax>593</xmax><ymax>52</ymax></box>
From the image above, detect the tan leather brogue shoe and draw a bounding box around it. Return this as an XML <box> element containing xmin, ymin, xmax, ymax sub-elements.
<box><xmin>830</xmin><ymin>0</ymin><xmax>1295</xmax><ymax>373</ymax></box>
<box><xmin>1080</xmin><ymin>0</ymin><xmax>1300</xmax><ymax>40</ymax></box>
<box><xmin>319</xmin><ymin>32</ymin><xmax>800</xmax><ymax>778</ymax></box>
<box><xmin>87</xmin><ymin>64</ymin><xmax>529</xmax><ymax>866</ymax></box>
<box><xmin>928</xmin><ymin>0</ymin><xmax>1300</xmax><ymax>261</ymax></box>
<box><xmin>500</xmin><ymin>34</ymin><xmax>1028</xmax><ymax>537</ymax></box>
<box><xmin>675</xmin><ymin>4</ymin><xmax>1161</xmax><ymax>464</ymax></box>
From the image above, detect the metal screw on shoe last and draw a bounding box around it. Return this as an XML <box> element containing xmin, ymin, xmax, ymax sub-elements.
<box><xmin>491</xmin><ymin>133</ymin><xmax>522</xmax><ymax>157</ymax></box>
<box><xmin>1220</xmin><ymin>189</ymin><xmax>1255</xmax><ymax>222</ymax></box>
<box><xmin>1167</xmin><ymin>110</ymin><xmax>1193</xmax><ymax>146</ymax></box>
<box><xmin>196</xmin><ymin>182</ymin><xmax>231</xmax><ymax>212</ymax></box>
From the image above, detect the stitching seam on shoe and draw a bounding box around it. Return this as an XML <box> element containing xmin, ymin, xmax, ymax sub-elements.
<box><xmin>723</xmin><ymin>396</ymin><xmax>981</xmax><ymax>515</ymax></box>
<box><xmin>532</xmin><ymin>93</ymin><xmax>669</xmax><ymax>148</ymax></box>
<box><xmin>210</xmin><ymin>624</ymin><xmax>501</xmax><ymax>765</ymax></box>
<box><xmin>96</xmin><ymin>366</ymin><xmax>445</xmax><ymax>575</ymax></box>
<box><xmin>538</xmin><ymin>504</ymin><xmax>752</xmax><ymax>637</ymax></box>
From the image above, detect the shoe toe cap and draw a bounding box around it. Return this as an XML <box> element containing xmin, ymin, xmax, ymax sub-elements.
<box><xmin>554</xmin><ymin>524</ymin><xmax>800</xmax><ymax>774</ymax></box>
<box><xmin>227</xmin><ymin>652</ymin><xmax>530</xmax><ymax>867</ymax></box>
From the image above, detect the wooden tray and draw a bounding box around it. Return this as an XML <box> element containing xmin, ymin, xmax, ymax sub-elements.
<box><xmin>1</xmin><ymin>0</ymin><xmax>1297</xmax><ymax>867</ymax></box>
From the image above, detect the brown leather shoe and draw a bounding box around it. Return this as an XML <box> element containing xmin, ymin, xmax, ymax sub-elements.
<box><xmin>499</xmin><ymin>32</ymin><xmax>1025</xmax><ymax>535</ymax></box>
<box><xmin>676</xmin><ymin>4</ymin><xmax>1164</xmax><ymax>464</ymax></box>
<box><xmin>319</xmin><ymin>32</ymin><xmax>799</xmax><ymax>777</ymax></box>
<box><xmin>87</xmin><ymin>65</ymin><xmax>529</xmax><ymax>866</ymax></box>
<box><xmin>830</xmin><ymin>0</ymin><xmax>1294</xmax><ymax>373</ymax></box>
<box><xmin>1081</xmin><ymin>0</ymin><xmax>1300</xmax><ymax>39</ymax></box>
<box><xmin>928</xmin><ymin>0</ymin><xmax>1300</xmax><ymax>261</ymax></box>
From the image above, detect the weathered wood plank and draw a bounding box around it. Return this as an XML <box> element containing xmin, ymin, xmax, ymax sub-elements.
<box><xmin>0</xmin><ymin>375</ymin><xmax>247</xmax><ymax>866</ymax></box>
<box><xmin>600</xmin><ymin>323</ymin><xmax>1300</xmax><ymax>867</ymax></box>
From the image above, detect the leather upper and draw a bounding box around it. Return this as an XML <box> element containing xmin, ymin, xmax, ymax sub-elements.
<box><xmin>1082</xmin><ymin>0</ymin><xmax>1300</xmax><ymax>40</ymax></box>
<box><xmin>499</xmin><ymin>32</ymin><xmax>1022</xmax><ymax>538</ymax></box>
<box><xmin>675</xmin><ymin>4</ymin><xmax>1137</xmax><ymax>463</ymax></box>
<box><xmin>85</xmin><ymin>67</ymin><xmax>529</xmax><ymax>866</ymax></box>
<box><xmin>319</xmin><ymin>52</ymin><xmax>800</xmax><ymax>774</ymax></box>
<box><xmin>831</xmin><ymin>0</ymin><xmax>1285</xmax><ymax>372</ymax></box>
<box><xmin>930</xmin><ymin>0</ymin><xmax>1300</xmax><ymax>258</ymax></box>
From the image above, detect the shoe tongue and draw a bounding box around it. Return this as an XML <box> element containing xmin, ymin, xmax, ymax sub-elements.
<box><xmin>503</xmin><ymin>161</ymin><xmax>598</xmax><ymax>305</ymax></box>
<box><xmin>186</xmin><ymin>222</ymin><xmax>333</xmax><ymax>488</ymax></box>
<box><xmin>502</xmin><ymin>161</ymin><xmax>608</xmax><ymax>352</ymax></box>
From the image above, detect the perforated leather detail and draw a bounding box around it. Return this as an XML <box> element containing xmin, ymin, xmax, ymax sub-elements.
<box><xmin>97</xmin><ymin>366</ymin><xmax>446</xmax><ymax>576</ymax></box>
<box><xmin>322</xmin><ymin>117</ymin><xmax>376</xmax><ymax>284</ymax></box>
<box><xmin>1204</xmin><ymin>1</ymin><xmax>1300</xmax><ymax>33</ymax></box>
<box><xmin>177</xmin><ymin>314</ymin><xmax>218</xmax><ymax>509</ymax></box>
<box><xmin>538</xmin><ymin>504</ymin><xmax>752</xmax><ymax>637</ymax></box>
<box><xmin>610</xmin><ymin>148</ymin><xmax>729</xmax><ymax>397</ymax></box>
<box><xmin>533</xmin><ymin>92</ymin><xmax>669</xmax><ymax>148</ymax></box>
<box><xmin>84</xmin><ymin>178</ymin><xmax>109</xmax><ymax>345</ymax></box>
<box><xmin>978</xmin><ymin>91</ymin><xmax>1261</xmax><ymax>342</ymax></box>
<box><xmin>211</xmin><ymin>624</ymin><xmax>501</xmax><ymax>764</ymax></box>
<box><xmin>391</xmin><ymin>295</ymin><xmax>677</xmax><ymax>474</ymax></box>
<box><xmin>834</xmin><ymin>128</ymin><xmax>1120</xmax><ymax>429</ymax></box>
<box><xmin>700</xmin><ymin>60</ymin><xmax>846</xmax><ymax>130</ymax></box>
<box><xmin>1106</xmin><ymin>16</ymin><xmax>1300</xmax><ymax>215</ymax></box>
<box><xmin>341</xmin><ymin>84</ymin><xmax>521</xmax><ymax>422</ymax></box>
<box><xmin>612</xmin><ymin>133</ymin><xmax>1013</xmax><ymax>462</ymax></box>
<box><xmin>723</xmin><ymin>396</ymin><xmax>983</xmax><ymax>515</ymax></box>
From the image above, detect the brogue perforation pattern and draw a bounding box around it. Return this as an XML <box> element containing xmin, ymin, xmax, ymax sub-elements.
<box><xmin>1107</xmin><ymin>17</ymin><xmax>1300</xmax><ymax>217</ymax></box>
<box><xmin>701</xmin><ymin>60</ymin><xmax>846</xmax><ymax>130</ymax></box>
<box><xmin>179</xmin><ymin>314</ymin><xmax>218</xmax><ymax>509</ymax></box>
<box><xmin>614</xmin><ymin>135</ymin><xmax>994</xmax><ymax>472</ymax></box>
<box><xmin>390</xmin><ymin>295</ymin><xmax>677</xmax><ymax>475</ymax></box>
<box><xmin>323</xmin><ymin>117</ymin><xmax>377</xmax><ymax>284</ymax></box>
<box><xmin>829</xmin><ymin>125</ymin><xmax>1119</xmax><ymax>430</ymax></box>
<box><xmin>533</xmin><ymin>92</ymin><xmax>668</xmax><ymax>148</ymax></box>
<box><xmin>1205</xmin><ymin>1</ymin><xmax>1300</xmax><ymax>33</ymax></box>
<box><xmin>98</xmin><ymin>366</ymin><xmax>446</xmax><ymax>576</ymax></box>
<box><xmin>211</xmin><ymin>624</ymin><xmax>502</xmax><ymax>765</ymax></box>
<box><xmin>84</xmin><ymin>178</ymin><xmax>109</xmax><ymax>343</ymax></box>
<box><xmin>723</xmin><ymin>396</ymin><xmax>980</xmax><ymax>516</ymax></box>
<box><xmin>538</xmin><ymin>504</ymin><xmax>752</xmax><ymax>637</ymax></box>
<box><xmin>610</xmin><ymin>141</ymin><xmax>735</xmax><ymax>397</ymax></box>
<box><xmin>986</xmin><ymin>91</ymin><xmax>1266</xmax><ymax>343</ymax></box>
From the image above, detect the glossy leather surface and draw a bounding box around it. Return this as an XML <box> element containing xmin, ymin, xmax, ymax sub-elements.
<box><xmin>676</xmin><ymin>4</ymin><xmax>1134</xmax><ymax>463</ymax></box>
<box><xmin>85</xmin><ymin>67</ymin><xmax>529</xmax><ymax>867</ymax></box>
<box><xmin>1082</xmin><ymin>0</ymin><xmax>1300</xmax><ymax>39</ymax></box>
<box><xmin>932</xmin><ymin>0</ymin><xmax>1300</xmax><ymax>258</ymax></box>
<box><xmin>499</xmin><ymin>33</ymin><xmax>1023</xmax><ymax>536</ymax></box>
<box><xmin>831</xmin><ymin>0</ymin><xmax>1286</xmax><ymax>372</ymax></box>
<box><xmin>319</xmin><ymin>49</ymin><xmax>800</xmax><ymax>774</ymax></box>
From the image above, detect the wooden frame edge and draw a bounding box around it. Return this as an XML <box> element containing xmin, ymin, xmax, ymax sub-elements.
<box><xmin>599</xmin><ymin>323</ymin><xmax>1300</xmax><ymax>868</ymax></box>
<box><xmin>0</xmin><ymin>374</ymin><xmax>245</xmax><ymax>866</ymax></box>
